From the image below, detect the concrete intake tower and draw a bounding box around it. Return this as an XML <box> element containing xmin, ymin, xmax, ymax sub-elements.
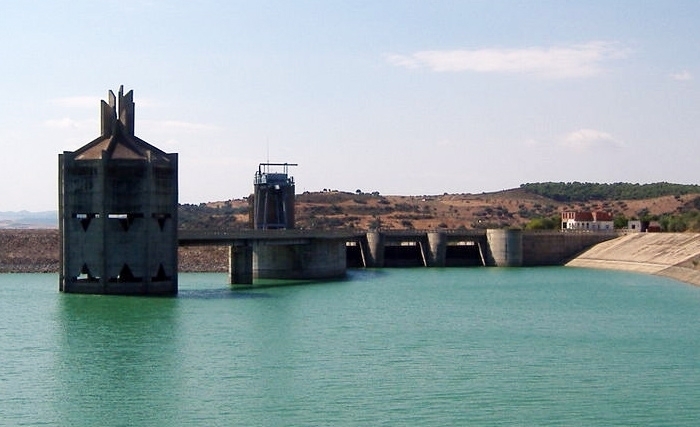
<box><xmin>252</xmin><ymin>162</ymin><xmax>297</xmax><ymax>229</ymax></box>
<box><xmin>58</xmin><ymin>86</ymin><xmax>179</xmax><ymax>295</ymax></box>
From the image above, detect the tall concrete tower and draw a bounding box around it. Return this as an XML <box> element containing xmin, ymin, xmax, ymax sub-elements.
<box><xmin>252</xmin><ymin>163</ymin><xmax>296</xmax><ymax>229</ymax></box>
<box><xmin>59</xmin><ymin>86</ymin><xmax>178</xmax><ymax>295</ymax></box>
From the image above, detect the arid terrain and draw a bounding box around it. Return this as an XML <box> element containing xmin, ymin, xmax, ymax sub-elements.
<box><xmin>2</xmin><ymin>187</ymin><xmax>699</xmax><ymax>273</ymax></box>
<box><xmin>195</xmin><ymin>188</ymin><xmax>700</xmax><ymax>231</ymax></box>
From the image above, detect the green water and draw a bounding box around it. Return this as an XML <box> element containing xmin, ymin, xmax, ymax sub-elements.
<box><xmin>1</xmin><ymin>268</ymin><xmax>699</xmax><ymax>426</ymax></box>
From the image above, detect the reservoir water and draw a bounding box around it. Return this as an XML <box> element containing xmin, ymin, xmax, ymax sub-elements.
<box><xmin>1</xmin><ymin>268</ymin><xmax>699</xmax><ymax>426</ymax></box>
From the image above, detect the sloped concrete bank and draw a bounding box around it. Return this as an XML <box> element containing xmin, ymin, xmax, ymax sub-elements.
<box><xmin>566</xmin><ymin>233</ymin><xmax>700</xmax><ymax>286</ymax></box>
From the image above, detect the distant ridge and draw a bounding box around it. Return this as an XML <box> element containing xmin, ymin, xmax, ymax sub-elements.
<box><xmin>520</xmin><ymin>182</ymin><xmax>700</xmax><ymax>202</ymax></box>
<box><xmin>0</xmin><ymin>211</ymin><xmax>58</xmax><ymax>229</ymax></box>
<box><xmin>7</xmin><ymin>181</ymin><xmax>700</xmax><ymax>230</ymax></box>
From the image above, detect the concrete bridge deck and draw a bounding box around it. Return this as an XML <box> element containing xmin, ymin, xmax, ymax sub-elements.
<box><xmin>178</xmin><ymin>229</ymin><xmax>365</xmax><ymax>246</ymax></box>
<box><xmin>178</xmin><ymin>228</ymin><xmax>486</xmax><ymax>245</ymax></box>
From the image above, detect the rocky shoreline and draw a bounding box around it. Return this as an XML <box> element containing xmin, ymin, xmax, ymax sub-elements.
<box><xmin>0</xmin><ymin>229</ymin><xmax>229</xmax><ymax>273</ymax></box>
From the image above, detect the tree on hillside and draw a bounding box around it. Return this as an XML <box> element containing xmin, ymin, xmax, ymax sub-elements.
<box><xmin>524</xmin><ymin>216</ymin><xmax>559</xmax><ymax>230</ymax></box>
<box><xmin>613</xmin><ymin>214</ymin><xmax>628</xmax><ymax>229</ymax></box>
<box><xmin>520</xmin><ymin>182</ymin><xmax>700</xmax><ymax>202</ymax></box>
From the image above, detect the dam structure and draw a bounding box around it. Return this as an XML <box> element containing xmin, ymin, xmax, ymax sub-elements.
<box><xmin>346</xmin><ymin>228</ymin><xmax>616</xmax><ymax>268</ymax></box>
<box><xmin>55</xmin><ymin>89</ymin><xmax>619</xmax><ymax>292</ymax></box>
<box><xmin>180</xmin><ymin>228</ymin><xmax>617</xmax><ymax>286</ymax></box>
<box><xmin>59</xmin><ymin>87</ymin><xmax>178</xmax><ymax>295</ymax></box>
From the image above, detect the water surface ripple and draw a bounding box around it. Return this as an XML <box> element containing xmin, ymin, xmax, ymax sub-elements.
<box><xmin>0</xmin><ymin>268</ymin><xmax>699</xmax><ymax>426</ymax></box>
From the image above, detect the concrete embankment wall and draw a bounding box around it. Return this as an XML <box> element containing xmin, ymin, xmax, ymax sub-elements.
<box><xmin>566</xmin><ymin>233</ymin><xmax>700</xmax><ymax>286</ymax></box>
<box><xmin>522</xmin><ymin>232</ymin><xmax>617</xmax><ymax>266</ymax></box>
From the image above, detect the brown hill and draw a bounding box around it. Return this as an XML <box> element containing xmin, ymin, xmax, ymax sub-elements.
<box><xmin>200</xmin><ymin>188</ymin><xmax>699</xmax><ymax>231</ymax></box>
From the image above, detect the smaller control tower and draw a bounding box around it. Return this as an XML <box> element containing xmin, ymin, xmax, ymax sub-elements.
<box><xmin>252</xmin><ymin>162</ymin><xmax>297</xmax><ymax>229</ymax></box>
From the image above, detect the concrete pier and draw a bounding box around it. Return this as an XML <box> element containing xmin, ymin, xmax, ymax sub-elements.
<box><xmin>366</xmin><ymin>231</ymin><xmax>385</xmax><ymax>268</ymax></box>
<box><xmin>179</xmin><ymin>230</ymin><xmax>355</xmax><ymax>286</ymax></box>
<box><xmin>253</xmin><ymin>238</ymin><xmax>346</xmax><ymax>281</ymax></box>
<box><xmin>228</xmin><ymin>245</ymin><xmax>253</xmax><ymax>285</ymax></box>
<box><xmin>486</xmin><ymin>229</ymin><xmax>523</xmax><ymax>267</ymax></box>
<box><xmin>427</xmin><ymin>232</ymin><xmax>447</xmax><ymax>267</ymax></box>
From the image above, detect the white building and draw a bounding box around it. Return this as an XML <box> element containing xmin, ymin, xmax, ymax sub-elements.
<box><xmin>561</xmin><ymin>211</ymin><xmax>614</xmax><ymax>231</ymax></box>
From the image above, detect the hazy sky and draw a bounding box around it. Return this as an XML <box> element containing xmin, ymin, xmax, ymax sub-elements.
<box><xmin>1</xmin><ymin>1</ymin><xmax>698</xmax><ymax>211</ymax></box>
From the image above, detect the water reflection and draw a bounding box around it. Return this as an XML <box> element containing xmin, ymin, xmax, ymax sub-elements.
<box><xmin>53</xmin><ymin>294</ymin><xmax>183</xmax><ymax>426</ymax></box>
<box><xmin>177</xmin><ymin>288</ymin><xmax>272</xmax><ymax>300</ymax></box>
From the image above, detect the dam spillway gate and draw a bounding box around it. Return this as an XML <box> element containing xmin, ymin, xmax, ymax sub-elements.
<box><xmin>345</xmin><ymin>230</ymin><xmax>489</xmax><ymax>268</ymax></box>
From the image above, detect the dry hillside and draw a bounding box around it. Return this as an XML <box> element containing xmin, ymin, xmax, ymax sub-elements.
<box><xmin>200</xmin><ymin>188</ymin><xmax>700</xmax><ymax>231</ymax></box>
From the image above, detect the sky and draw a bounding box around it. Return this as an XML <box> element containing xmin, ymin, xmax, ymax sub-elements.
<box><xmin>0</xmin><ymin>0</ymin><xmax>698</xmax><ymax>211</ymax></box>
